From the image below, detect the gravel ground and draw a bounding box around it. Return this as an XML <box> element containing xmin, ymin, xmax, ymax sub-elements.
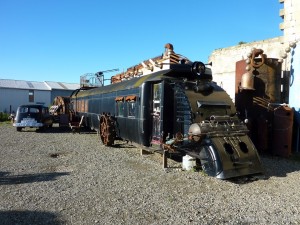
<box><xmin>1</xmin><ymin>122</ymin><xmax>300</xmax><ymax>225</ymax></box>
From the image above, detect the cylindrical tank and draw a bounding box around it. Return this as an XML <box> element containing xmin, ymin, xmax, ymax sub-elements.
<box><xmin>272</xmin><ymin>105</ymin><xmax>294</xmax><ymax>157</ymax></box>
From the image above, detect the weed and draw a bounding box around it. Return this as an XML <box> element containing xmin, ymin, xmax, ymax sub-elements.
<box><xmin>0</xmin><ymin>112</ymin><xmax>10</xmax><ymax>122</ymax></box>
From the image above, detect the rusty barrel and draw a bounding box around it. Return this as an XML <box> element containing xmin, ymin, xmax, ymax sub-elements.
<box><xmin>272</xmin><ymin>105</ymin><xmax>294</xmax><ymax>157</ymax></box>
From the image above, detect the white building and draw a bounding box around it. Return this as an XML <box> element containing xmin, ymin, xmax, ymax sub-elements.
<box><xmin>282</xmin><ymin>0</ymin><xmax>300</xmax><ymax>121</ymax></box>
<box><xmin>209</xmin><ymin>0</ymin><xmax>299</xmax><ymax>103</ymax></box>
<box><xmin>208</xmin><ymin>0</ymin><xmax>300</xmax><ymax>152</ymax></box>
<box><xmin>0</xmin><ymin>79</ymin><xmax>79</xmax><ymax>113</ymax></box>
<box><xmin>282</xmin><ymin>0</ymin><xmax>300</xmax><ymax>153</ymax></box>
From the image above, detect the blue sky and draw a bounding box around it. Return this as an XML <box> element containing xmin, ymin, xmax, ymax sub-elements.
<box><xmin>0</xmin><ymin>0</ymin><xmax>283</xmax><ymax>84</ymax></box>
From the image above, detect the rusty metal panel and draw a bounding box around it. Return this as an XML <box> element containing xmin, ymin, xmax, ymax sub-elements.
<box><xmin>235</xmin><ymin>51</ymin><xmax>283</xmax><ymax>153</ymax></box>
<box><xmin>236</xmin><ymin>58</ymin><xmax>282</xmax><ymax>102</ymax></box>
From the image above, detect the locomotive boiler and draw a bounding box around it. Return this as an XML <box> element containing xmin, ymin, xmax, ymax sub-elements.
<box><xmin>70</xmin><ymin>44</ymin><xmax>264</xmax><ymax>179</ymax></box>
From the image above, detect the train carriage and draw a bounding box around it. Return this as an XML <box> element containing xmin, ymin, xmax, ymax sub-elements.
<box><xmin>69</xmin><ymin>44</ymin><xmax>264</xmax><ymax>179</ymax></box>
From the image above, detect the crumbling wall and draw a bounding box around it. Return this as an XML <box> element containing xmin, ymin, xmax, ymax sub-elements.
<box><xmin>208</xmin><ymin>37</ymin><xmax>286</xmax><ymax>101</ymax></box>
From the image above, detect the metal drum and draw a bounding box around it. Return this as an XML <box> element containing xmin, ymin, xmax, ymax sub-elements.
<box><xmin>272</xmin><ymin>105</ymin><xmax>294</xmax><ymax>157</ymax></box>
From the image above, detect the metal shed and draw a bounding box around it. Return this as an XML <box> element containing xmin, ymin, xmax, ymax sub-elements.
<box><xmin>0</xmin><ymin>79</ymin><xmax>79</xmax><ymax>113</ymax></box>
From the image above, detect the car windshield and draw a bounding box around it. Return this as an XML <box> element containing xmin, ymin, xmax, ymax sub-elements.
<box><xmin>19</xmin><ymin>107</ymin><xmax>40</xmax><ymax>113</ymax></box>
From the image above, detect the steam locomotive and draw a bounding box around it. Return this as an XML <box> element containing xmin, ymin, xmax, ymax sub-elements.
<box><xmin>69</xmin><ymin>44</ymin><xmax>264</xmax><ymax>179</ymax></box>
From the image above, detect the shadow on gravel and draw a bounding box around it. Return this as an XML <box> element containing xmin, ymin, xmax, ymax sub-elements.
<box><xmin>16</xmin><ymin>128</ymin><xmax>70</xmax><ymax>134</ymax></box>
<box><xmin>17</xmin><ymin>126</ymin><xmax>88</xmax><ymax>134</ymax></box>
<box><xmin>43</xmin><ymin>126</ymin><xmax>97</xmax><ymax>134</ymax></box>
<box><xmin>38</xmin><ymin>126</ymin><xmax>72</xmax><ymax>134</ymax></box>
<box><xmin>113</xmin><ymin>143</ymin><xmax>136</xmax><ymax>149</ymax></box>
<box><xmin>260</xmin><ymin>155</ymin><xmax>300</xmax><ymax>178</ymax></box>
<box><xmin>0</xmin><ymin>210</ymin><xmax>65</xmax><ymax>225</ymax></box>
<box><xmin>229</xmin><ymin>156</ymin><xmax>300</xmax><ymax>184</ymax></box>
<box><xmin>0</xmin><ymin>171</ymin><xmax>69</xmax><ymax>185</ymax></box>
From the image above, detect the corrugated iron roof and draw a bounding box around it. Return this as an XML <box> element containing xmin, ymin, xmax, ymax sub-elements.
<box><xmin>0</xmin><ymin>79</ymin><xmax>49</xmax><ymax>90</ymax></box>
<box><xmin>44</xmin><ymin>81</ymin><xmax>79</xmax><ymax>90</ymax></box>
<box><xmin>0</xmin><ymin>79</ymin><xmax>79</xmax><ymax>90</ymax></box>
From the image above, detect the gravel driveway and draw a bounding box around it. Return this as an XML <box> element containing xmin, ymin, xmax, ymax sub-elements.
<box><xmin>1</xmin><ymin>123</ymin><xmax>300</xmax><ymax>225</ymax></box>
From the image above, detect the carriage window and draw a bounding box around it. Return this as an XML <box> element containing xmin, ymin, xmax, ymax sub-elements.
<box><xmin>152</xmin><ymin>83</ymin><xmax>161</xmax><ymax>143</ymax></box>
<box><xmin>128</xmin><ymin>102</ymin><xmax>136</xmax><ymax>117</ymax></box>
<box><xmin>115</xmin><ymin>96</ymin><xmax>124</xmax><ymax>117</ymax></box>
<box><xmin>117</xmin><ymin>102</ymin><xmax>124</xmax><ymax>116</ymax></box>
<box><xmin>126</xmin><ymin>95</ymin><xmax>137</xmax><ymax>118</ymax></box>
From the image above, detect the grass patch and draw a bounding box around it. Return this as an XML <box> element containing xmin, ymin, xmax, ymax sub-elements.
<box><xmin>0</xmin><ymin>112</ymin><xmax>11</xmax><ymax>122</ymax></box>
<box><xmin>0</xmin><ymin>121</ymin><xmax>11</xmax><ymax>126</ymax></box>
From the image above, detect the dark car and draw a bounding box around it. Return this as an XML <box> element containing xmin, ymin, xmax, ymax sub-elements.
<box><xmin>13</xmin><ymin>104</ymin><xmax>53</xmax><ymax>131</ymax></box>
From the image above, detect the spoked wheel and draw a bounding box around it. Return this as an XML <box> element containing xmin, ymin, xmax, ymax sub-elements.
<box><xmin>99</xmin><ymin>113</ymin><xmax>116</xmax><ymax>146</ymax></box>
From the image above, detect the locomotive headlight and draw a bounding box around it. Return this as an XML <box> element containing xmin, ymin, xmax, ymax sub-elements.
<box><xmin>188</xmin><ymin>123</ymin><xmax>201</xmax><ymax>136</ymax></box>
<box><xmin>191</xmin><ymin>61</ymin><xmax>206</xmax><ymax>76</ymax></box>
<box><xmin>188</xmin><ymin>123</ymin><xmax>209</xmax><ymax>142</ymax></box>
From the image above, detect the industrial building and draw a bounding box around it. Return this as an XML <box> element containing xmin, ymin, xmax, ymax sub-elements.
<box><xmin>0</xmin><ymin>79</ymin><xmax>79</xmax><ymax>113</ymax></box>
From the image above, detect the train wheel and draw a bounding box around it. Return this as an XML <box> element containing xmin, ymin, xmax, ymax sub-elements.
<box><xmin>199</xmin><ymin>145</ymin><xmax>221</xmax><ymax>177</ymax></box>
<box><xmin>99</xmin><ymin>114</ymin><xmax>116</xmax><ymax>146</ymax></box>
